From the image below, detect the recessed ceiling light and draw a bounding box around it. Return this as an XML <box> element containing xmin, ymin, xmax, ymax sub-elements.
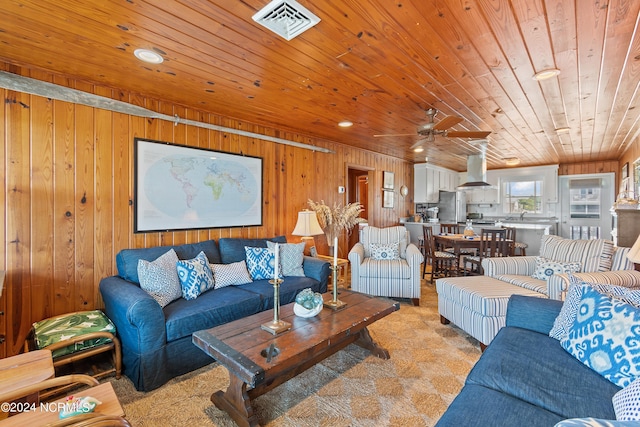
<box><xmin>555</xmin><ymin>127</ymin><xmax>570</xmax><ymax>134</ymax></box>
<box><xmin>134</xmin><ymin>48</ymin><xmax>164</xmax><ymax>64</ymax></box>
<box><xmin>338</xmin><ymin>121</ymin><xmax>353</xmax><ymax>127</ymax></box>
<box><xmin>533</xmin><ymin>68</ymin><xmax>560</xmax><ymax>81</ymax></box>
<box><xmin>414</xmin><ymin>146</ymin><xmax>424</xmax><ymax>153</ymax></box>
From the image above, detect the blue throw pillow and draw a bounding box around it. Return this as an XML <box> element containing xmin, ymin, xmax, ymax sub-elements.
<box><xmin>550</xmin><ymin>275</ymin><xmax>640</xmax><ymax>341</ymax></box>
<box><xmin>245</xmin><ymin>246</ymin><xmax>283</xmax><ymax>280</ymax></box>
<box><xmin>560</xmin><ymin>285</ymin><xmax>640</xmax><ymax>388</ymax></box>
<box><xmin>176</xmin><ymin>251</ymin><xmax>214</xmax><ymax>300</ymax></box>
<box><xmin>266</xmin><ymin>241</ymin><xmax>305</xmax><ymax>277</ymax></box>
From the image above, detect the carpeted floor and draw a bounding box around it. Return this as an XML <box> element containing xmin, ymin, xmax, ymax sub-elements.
<box><xmin>106</xmin><ymin>280</ymin><xmax>481</xmax><ymax>426</ymax></box>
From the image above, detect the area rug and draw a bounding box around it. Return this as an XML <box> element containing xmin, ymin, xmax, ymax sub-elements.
<box><xmin>107</xmin><ymin>283</ymin><xmax>481</xmax><ymax>426</ymax></box>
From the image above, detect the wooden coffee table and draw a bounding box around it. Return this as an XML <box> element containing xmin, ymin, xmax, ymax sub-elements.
<box><xmin>192</xmin><ymin>289</ymin><xmax>399</xmax><ymax>427</ymax></box>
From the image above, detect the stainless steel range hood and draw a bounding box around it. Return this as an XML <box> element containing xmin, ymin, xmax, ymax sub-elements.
<box><xmin>458</xmin><ymin>153</ymin><xmax>492</xmax><ymax>188</ymax></box>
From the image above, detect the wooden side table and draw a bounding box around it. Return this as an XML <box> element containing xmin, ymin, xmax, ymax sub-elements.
<box><xmin>0</xmin><ymin>349</ymin><xmax>54</xmax><ymax>398</ymax></box>
<box><xmin>316</xmin><ymin>255</ymin><xmax>350</xmax><ymax>288</ymax></box>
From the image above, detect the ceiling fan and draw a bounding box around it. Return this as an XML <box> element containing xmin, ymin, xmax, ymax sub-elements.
<box><xmin>374</xmin><ymin>108</ymin><xmax>491</xmax><ymax>151</ymax></box>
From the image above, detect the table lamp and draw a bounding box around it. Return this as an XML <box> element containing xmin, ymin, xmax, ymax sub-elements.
<box><xmin>292</xmin><ymin>210</ymin><xmax>324</xmax><ymax>256</ymax></box>
<box><xmin>627</xmin><ymin>234</ymin><xmax>640</xmax><ymax>271</ymax></box>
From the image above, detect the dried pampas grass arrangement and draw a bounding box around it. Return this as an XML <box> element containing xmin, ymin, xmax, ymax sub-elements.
<box><xmin>307</xmin><ymin>199</ymin><xmax>365</xmax><ymax>242</ymax></box>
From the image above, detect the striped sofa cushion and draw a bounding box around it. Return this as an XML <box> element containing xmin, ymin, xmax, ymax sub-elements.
<box><xmin>539</xmin><ymin>235</ymin><xmax>613</xmax><ymax>273</ymax></box>
<box><xmin>548</xmin><ymin>270</ymin><xmax>640</xmax><ymax>301</ymax></box>
<box><xmin>611</xmin><ymin>246</ymin><xmax>635</xmax><ymax>271</ymax></box>
<box><xmin>492</xmin><ymin>274</ymin><xmax>549</xmax><ymax>295</ymax></box>
<box><xmin>362</xmin><ymin>226</ymin><xmax>408</xmax><ymax>259</ymax></box>
<box><xmin>359</xmin><ymin>258</ymin><xmax>411</xmax><ymax>279</ymax></box>
<box><xmin>482</xmin><ymin>256</ymin><xmax>538</xmax><ymax>277</ymax></box>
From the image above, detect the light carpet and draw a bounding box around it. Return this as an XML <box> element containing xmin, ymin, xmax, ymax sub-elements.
<box><xmin>106</xmin><ymin>282</ymin><xmax>481</xmax><ymax>426</ymax></box>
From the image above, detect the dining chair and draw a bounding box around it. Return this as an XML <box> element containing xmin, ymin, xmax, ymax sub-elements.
<box><xmin>463</xmin><ymin>228</ymin><xmax>509</xmax><ymax>275</ymax></box>
<box><xmin>440</xmin><ymin>223</ymin><xmax>474</xmax><ymax>267</ymax></box>
<box><xmin>504</xmin><ymin>227</ymin><xmax>528</xmax><ymax>256</ymax></box>
<box><xmin>422</xmin><ymin>226</ymin><xmax>457</xmax><ymax>283</ymax></box>
<box><xmin>439</xmin><ymin>223</ymin><xmax>460</xmax><ymax>234</ymax></box>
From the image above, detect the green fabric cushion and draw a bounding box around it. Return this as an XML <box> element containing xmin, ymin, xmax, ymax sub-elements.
<box><xmin>33</xmin><ymin>310</ymin><xmax>116</xmax><ymax>358</ymax></box>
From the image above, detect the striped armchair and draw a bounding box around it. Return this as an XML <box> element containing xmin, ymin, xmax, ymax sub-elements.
<box><xmin>348</xmin><ymin>226</ymin><xmax>424</xmax><ymax>305</ymax></box>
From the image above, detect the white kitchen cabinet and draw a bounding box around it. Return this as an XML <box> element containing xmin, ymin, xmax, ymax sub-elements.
<box><xmin>439</xmin><ymin>170</ymin><xmax>455</xmax><ymax>191</ymax></box>
<box><xmin>413</xmin><ymin>164</ymin><xmax>427</xmax><ymax>203</ymax></box>
<box><xmin>415</xmin><ymin>164</ymin><xmax>460</xmax><ymax>203</ymax></box>
<box><xmin>545</xmin><ymin>167</ymin><xmax>559</xmax><ymax>203</ymax></box>
<box><xmin>426</xmin><ymin>167</ymin><xmax>439</xmax><ymax>202</ymax></box>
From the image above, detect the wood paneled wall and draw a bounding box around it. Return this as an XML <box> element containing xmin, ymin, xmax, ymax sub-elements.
<box><xmin>0</xmin><ymin>64</ymin><xmax>413</xmax><ymax>357</ymax></box>
<box><xmin>558</xmin><ymin>160</ymin><xmax>620</xmax><ymax>191</ymax></box>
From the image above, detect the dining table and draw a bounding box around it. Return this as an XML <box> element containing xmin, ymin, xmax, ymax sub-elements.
<box><xmin>433</xmin><ymin>233</ymin><xmax>513</xmax><ymax>275</ymax></box>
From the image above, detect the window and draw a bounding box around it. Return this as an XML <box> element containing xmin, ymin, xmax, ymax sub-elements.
<box><xmin>502</xmin><ymin>179</ymin><xmax>543</xmax><ymax>214</ymax></box>
<box><xmin>569</xmin><ymin>178</ymin><xmax>601</xmax><ymax>219</ymax></box>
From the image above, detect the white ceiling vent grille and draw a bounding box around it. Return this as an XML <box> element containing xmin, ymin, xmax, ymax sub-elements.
<box><xmin>252</xmin><ymin>0</ymin><xmax>320</xmax><ymax>41</ymax></box>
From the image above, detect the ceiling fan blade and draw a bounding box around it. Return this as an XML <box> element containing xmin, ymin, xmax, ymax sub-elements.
<box><xmin>373</xmin><ymin>133</ymin><xmax>415</xmax><ymax>137</ymax></box>
<box><xmin>433</xmin><ymin>115</ymin><xmax>463</xmax><ymax>130</ymax></box>
<box><xmin>446</xmin><ymin>130</ymin><xmax>492</xmax><ymax>138</ymax></box>
<box><xmin>410</xmin><ymin>140</ymin><xmax>424</xmax><ymax>149</ymax></box>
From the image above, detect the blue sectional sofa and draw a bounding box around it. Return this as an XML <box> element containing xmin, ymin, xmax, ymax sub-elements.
<box><xmin>436</xmin><ymin>295</ymin><xmax>632</xmax><ymax>427</ymax></box>
<box><xmin>99</xmin><ymin>236</ymin><xmax>330</xmax><ymax>391</ymax></box>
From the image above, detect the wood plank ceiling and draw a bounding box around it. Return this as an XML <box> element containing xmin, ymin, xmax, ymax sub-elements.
<box><xmin>1</xmin><ymin>0</ymin><xmax>639</xmax><ymax>171</ymax></box>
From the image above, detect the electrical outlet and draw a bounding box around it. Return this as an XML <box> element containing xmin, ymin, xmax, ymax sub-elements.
<box><xmin>338</xmin><ymin>186</ymin><xmax>345</xmax><ymax>193</ymax></box>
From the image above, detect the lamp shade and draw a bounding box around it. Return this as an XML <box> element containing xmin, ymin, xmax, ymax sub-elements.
<box><xmin>627</xmin><ymin>234</ymin><xmax>640</xmax><ymax>264</ymax></box>
<box><xmin>292</xmin><ymin>210</ymin><xmax>324</xmax><ymax>236</ymax></box>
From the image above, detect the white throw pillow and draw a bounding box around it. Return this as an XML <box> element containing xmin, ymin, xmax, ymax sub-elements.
<box><xmin>369</xmin><ymin>242</ymin><xmax>400</xmax><ymax>260</ymax></box>
<box><xmin>531</xmin><ymin>256</ymin><xmax>581</xmax><ymax>281</ymax></box>
<box><xmin>137</xmin><ymin>249</ymin><xmax>182</xmax><ymax>308</ymax></box>
<box><xmin>613</xmin><ymin>377</ymin><xmax>640</xmax><ymax>421</ymax></box>
<box><xmin>209</xmin><ymin>261</ymin><xmax>253</xmax><ymax>288</ymax></box>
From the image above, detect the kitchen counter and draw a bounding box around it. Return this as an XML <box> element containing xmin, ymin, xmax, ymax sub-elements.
<box><xmin>403</xmin><ymin>221</ymin><xmax>440</xmax><ymax>247</ymax></box>
<box><xmin>460</xmin><ymin>218</ymin><xmax>558</xmax><ymax>256</ymax></box>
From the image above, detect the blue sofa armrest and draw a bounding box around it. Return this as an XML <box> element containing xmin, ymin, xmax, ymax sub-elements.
<box><xmin>99</xmin><ymin>276</ymin><xmax>167</xmax><ymax>355</ymax></box>
<box><xmin>302</xmin><ymin>256</ymin><xmax>331</xmax><ymax>292</ymax></box>
<box><xmin>506</xmin><ymin>295</ymin><xmax>563</xmax><ymax>335</ymax></box>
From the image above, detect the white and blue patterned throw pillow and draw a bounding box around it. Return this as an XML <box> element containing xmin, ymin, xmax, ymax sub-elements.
<box><xmin>267</xmin><ymin>241</ymin><xmax>305</xmax><ymax>277</ymax></box>
<box><xmin>554</xmin><ymin>418</ymin><xmax>633</xmax><ymax>426</ymax></box>
<box><xmin>550</xmin><ymin>276</ymin><xmax>640</xmax><ymax>341</ymax></box>
<box><xmin>560</xmin><ymin>285</ymin><xmax>640</xmax><ymax>388</ymax></box>
<box><xmin>245</xmin><ymin>246</ymin><xmax>284</xmax><ymax>280</ymax></box>
<box><xmin>532</xmin><ymin>256</ymin><xmax>581</xmax><ymax>280</ymax></box>
<box><xmin>176</xmin><ymin>251</ymin><xmax>214</xmax><ymax>300</ymax></box>
<box><xmin>370</xmin><ymin>242</ymin><xmax>400</xmax><ymax>260</ymax></box>
<box><xmin>209</xmin><ymin>261</ymin><xmax>253</xmax><ymax>289</ymax></box>
<box><xmin>137</xmin><ymin>249</ymin><xmax>182</xmax><ymax>308</ymax></box>
<box><xmin>613</xmin><ymin>377</ymin><xmax>640</xmax><ymax>421</ymax></box>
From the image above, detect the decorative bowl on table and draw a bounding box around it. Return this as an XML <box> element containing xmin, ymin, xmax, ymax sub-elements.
<box><xmin>294</xmin><ymin>288</ymin><xmax>324</xmax><ymax>318</ymax></box>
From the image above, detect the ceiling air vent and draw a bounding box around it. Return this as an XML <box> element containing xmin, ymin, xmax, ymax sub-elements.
<box><xmin>252</xmin><ymin>0</ymin><xmax>320</xmax><ymax>41</ymax></box>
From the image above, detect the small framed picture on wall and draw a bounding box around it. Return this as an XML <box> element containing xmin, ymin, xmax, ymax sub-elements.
<box><xmin>383</xmin><ymin>190</ymin><xmax>394</xmax><ymax>208</ymax></box>
<box><xmin>622</xmin><ymin>162</ymin><xmax>629</xmax><ymax>179</ymax></box>
<box><xmin>383</xmin><ymin>171</ymin><xmax>394</xmax><ymax>190</ymax></box>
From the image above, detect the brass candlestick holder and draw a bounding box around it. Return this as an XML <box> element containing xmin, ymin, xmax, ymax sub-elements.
<box><xmin>324</xmin><ymin>265</ymin><xmax>347</xmax><ymax>311</ymax></box>
<box><xmin>261</xmin><ymin>278</ymin><xmax>291</xmax><ymax>335</ymax></box>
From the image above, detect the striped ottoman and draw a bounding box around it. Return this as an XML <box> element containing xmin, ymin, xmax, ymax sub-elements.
<box><xmin>436</xmin><ymin>276</ymin><xmax>545</xmax><ymax>349</ymax></box>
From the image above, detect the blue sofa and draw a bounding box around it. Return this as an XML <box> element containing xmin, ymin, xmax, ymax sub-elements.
<box><xmin>99</xmin><ymin>236</ymin><xmax>330</xmax><ymax>391</ymax></box>
<box><xmin>436</xmin><ymin>295</ymin><xmax>633</xmax><ymax>427</ymax></box>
